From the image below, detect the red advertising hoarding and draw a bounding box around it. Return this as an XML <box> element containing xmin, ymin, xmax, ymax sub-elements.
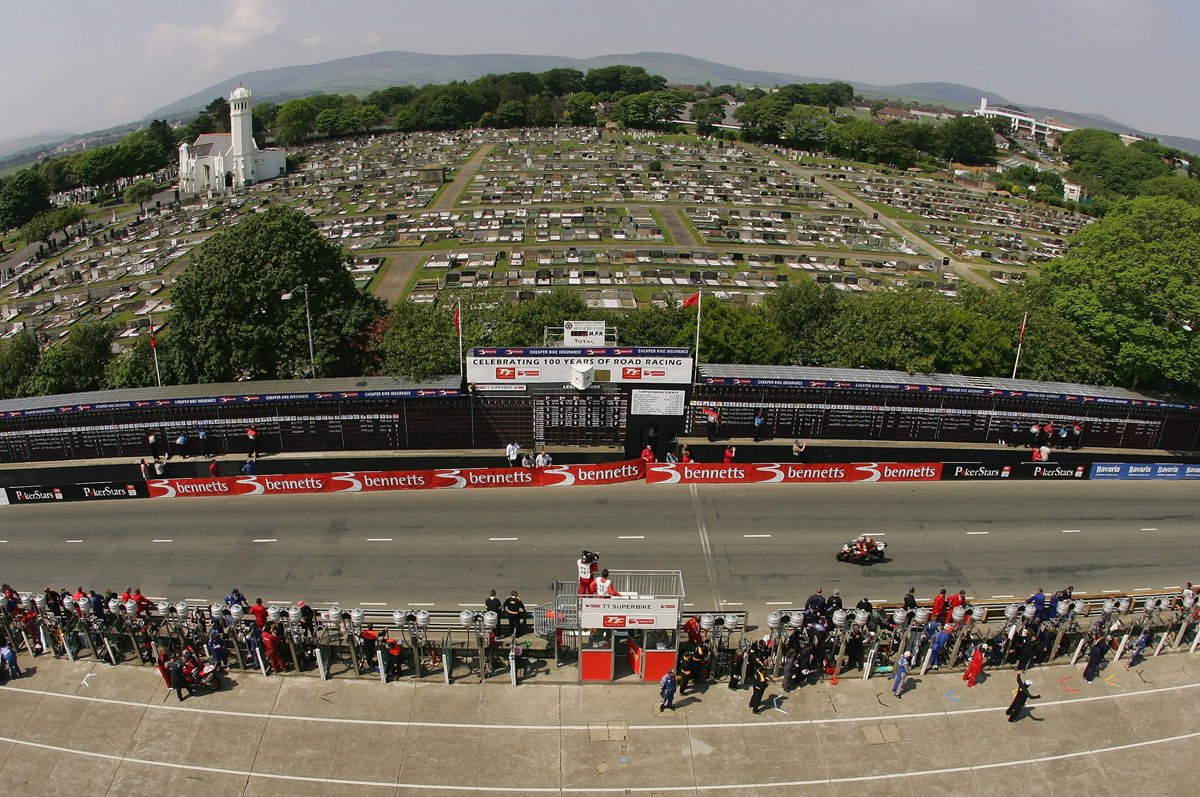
<box><xmin>644</xmin><ymin>462</ymin><xmax>942</xmax><ymax>485</ymax></box>
<box><xmin>146</xmin><ymin>460</ymin><xmax>647</xmax><ymax>499</ymax></box>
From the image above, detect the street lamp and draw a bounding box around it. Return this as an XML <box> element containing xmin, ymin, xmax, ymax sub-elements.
<box><xmin>281</xmin><ymin>284</ymin><xmax>316</xmax><ymax>378</ymax></box>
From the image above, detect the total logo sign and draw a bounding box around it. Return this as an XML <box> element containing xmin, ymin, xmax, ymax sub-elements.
<box><xmin>621</xmin><ymin>367</ymin><xmax>667</xmax><ymax>381</ymax></box>
<box><xmin>602</xmin><ymin>615</ymin><xmax>655</xmax><ymax>627</ymax></box>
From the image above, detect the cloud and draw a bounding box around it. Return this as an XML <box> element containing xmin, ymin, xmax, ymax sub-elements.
<box><xmin>300</xmin><ymin>34</ymin><xmax>323</xmax><ymax>46</ymax></box>
<box><xmin>365</xmin><ymin>31</ymin><xmax>382</xmax><ymax>47</ymax></box>
<box><xmin>148</xmin><ymin>0</ymin><xmax>283</xmax><ymax>67</ymax></box>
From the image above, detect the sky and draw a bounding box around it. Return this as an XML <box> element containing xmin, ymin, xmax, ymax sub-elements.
<box><xmin>2</xmin><ymin>0</ymin><xmax>1196</xmax><ymax>143</ymax></box>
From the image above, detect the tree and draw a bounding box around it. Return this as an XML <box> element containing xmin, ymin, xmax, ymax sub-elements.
<box><xmin>16</xmin><ymin>205</ymin><xmax>86</xmax><ymax>246</ymax></box>
<box><xmin>274</xmin><ymin>98</ymin><xmax>319</xmax><ymax>145</ymax></box>
<box><xmin>938</xmin><ymin>116</ymin><xmax>996</xmax><ymax>165</ymax></box>
<box><xmin>564</xmin><ymin>92</ymin><xmax>598</xmax><ymax>126</ymax></box>
<box><xmin>781</xmin><ymin>105</ymin><xmax>831</xmax><ymax>149</ymax></box>
<box><xmin>0</xmin><ymin>332</ymin><xmax>39</xmax><ymax>398</ymax></box>
<box><xmin>1138</xmin><ymin>175</ymin><xmax>1200</xmax><ymax>206</ymax></box>
<box><xmin>825</xmin><ymin>118</ymin><xmax>879</xmax><ymax>161</ymax></box>
<box><xmin>539</xmin><ymin>68</ymin><xmax>584</xmax><ymax>97</ymax></box>
<box><xmin>167</xmin><ymin>206</ymin><xmax>385</xmax><ymax>383</ymax></box>
<box><xmin>763</xmin><ymin>280</ymin><xmax>843</xmax><ymax>364</ymax></box>
<box><xmin>104</xmin><ymin>334</ymin><xmax>162</xmax><ymax>389</ymax></box>
<box><xmin>734</xmin><ymin>96</ymin><xmax>791</xmax><ymax>142</ymax></box>
<box><xmin>695</xmin><ymin>298</ymin><xmax>789</xmax><ymax>365</ymax></box>
<box><xmin>689</xmin><ymin>98</ymin><xmax>726</xmax><ymax>135</ymax></box>
<box><xmin>525</xmin><ymin>94</ymin><xmax>555</xmax><ymax>126</ymax></box>
<box><xmin>379</xmin><ymin>300</ymin><xmax>459</xmax><ymax>380</ymax></box>
<box><xmin>21</xmin><ymin>322</ymin><xmax>115</xmax><ymax>396</ymax></box>
<box><xmin>1040</xmin><ymin>196</ymin><xmax>1200</xmax><ymax>390</ymax></box>
<box><xmin>493</xmin><ymin>99</ymin><xmax>527</xmax><ymax>128</ymax></box>
<box><xmin>0</xmin><ymin>169</ymin><xmax>51</xmax><ymax>230</ymax></box>
<box><xmin>124</xmin><ymin>178</ymin><xmax>158</xmax><ymax>213</ymax></box>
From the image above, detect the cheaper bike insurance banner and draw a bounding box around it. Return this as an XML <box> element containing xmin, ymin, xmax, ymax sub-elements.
<box><xmin>644</xmin><ymin>462</ymin><xmax>942</xmax><ymax>484</ymax></box>
<box><xmin>145</xmin><ymin>460</ymin><xmax>646</xmax><ymax>498</ymax></box>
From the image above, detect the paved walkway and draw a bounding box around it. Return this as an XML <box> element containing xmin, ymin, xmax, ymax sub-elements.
<box><xmin>0</xmin><ymin>646</ymin><xmax>1196</xmax><ymax>794</ymax></box>
<box><xmin>433</xmin><ymin>144</ymin><xmax>495</xmax><ymax>211</ymax></box>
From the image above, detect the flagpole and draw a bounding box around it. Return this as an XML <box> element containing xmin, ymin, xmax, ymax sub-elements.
<box><xmin>149</xmin><ymin>314</ymin><xmax>162</xmax><ymax>388</ymax></box>
<box><xmin>1011</xmin><ymin>311</ymin><xmax>1028</xmax><ymax>379</ymax></box>
<box><xmin>456</xmin><ymin>297</ymin><xmax>464</xmax><ymax>378</ymax></box>
<box><xmin>692</xmin><ymin>288</ymin><xmax>702</xmax><ymax>384</ymax></box>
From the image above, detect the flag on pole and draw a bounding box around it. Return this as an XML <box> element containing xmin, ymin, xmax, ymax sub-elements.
<box><xmin>1017</xmin><ymin>312</ymin><xmax>1028</xmax><ymax>345</ymax></box>
<box><xmin>453</xmin><ymin>302</ymin><xmax>461</xmax><ymax>334</ymax></box>
<box><xmin>682</xmin><ymin>291</ymin><xmax>701</xmax><ymax>308</ymax></box>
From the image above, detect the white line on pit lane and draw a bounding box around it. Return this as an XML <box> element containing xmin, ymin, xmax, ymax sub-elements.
<box><xmin>1061</xmin><ymin>529</ymin><xmax>1081</xmax><ymax>533</ymax></box>
<box><xmin>366</xmin><ymin>538</ymin><xmax>393</xmax><ymax>542</ymax></box>
<box><xmin>967</xmin><ymin>531</ymin><xmax>989</xmax><ymax>535</ymax></box>
<box><xmin>65</xmin><ymin>539</ymin><xmax>83</xmax><ymax>543</ymax></box>
<box><xmin>152</xmin><ymin>539</ymin><xmax>173</xmax><ymax>543</ymax></box>
<box><xmin>488</xmin><ymin>537</ymin><xmax>518</xmax><ymax>541</ymax></box>
<box><xmin>743</xmin><ymin>534</ymin><xmax>771</xmax><ymax>538</ymax></box>
<box><xmin>1141</xmin><ymin>528</ymin><xmax>1157</xmax><ymax>531</ymax></box>
<box><xmin>618</xmin><ymin>535</ymin><xmax>645</xmax><ymax>539</ymax></box>
<box><xmin>252</xmin><ymin>539</ymin><xmax>277</xmax><ymax>543</ymax></box>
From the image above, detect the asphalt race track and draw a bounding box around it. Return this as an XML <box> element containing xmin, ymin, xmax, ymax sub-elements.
<box><xmin>2</xmin><ymin>481</ymin><xmax>1196</xmax><ymax>611</ymax></box>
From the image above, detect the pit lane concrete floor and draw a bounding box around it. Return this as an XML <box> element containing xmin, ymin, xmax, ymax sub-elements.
<box><xmin>0</xmin><ymin>643</ymin><xmax>1198</xmax><ymax>795</ymax></box>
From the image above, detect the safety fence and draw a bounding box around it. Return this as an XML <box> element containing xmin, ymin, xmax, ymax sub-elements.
<box><xmin>5</xmin><ymin>458</ymin><xmax>1198</xmax><ymax>507</ymax></box>
<box><xmin>2</xmin><ymin>586</ymin><xmax>1195</xmax><ymax>690</ymax></box>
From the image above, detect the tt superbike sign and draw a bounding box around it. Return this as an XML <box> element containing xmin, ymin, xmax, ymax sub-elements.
<box><xmin>645</xmin><ymin>462</ymin><xmax>942</xmax><ymax>484</ymax></box>
<box><xmin>579</xmin><ymin>597</ymin><xmax>680</xmax><ymax>629</ymax></box>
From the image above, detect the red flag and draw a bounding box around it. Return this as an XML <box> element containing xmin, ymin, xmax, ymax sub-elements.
<box><xmin>1017</xmin><ymin>312</ymin><xmax>1027</xmax><ymax>344</ymax></box>
<box><xmin>149</xmin><ymin>331</ymin><xmax>156</xmax><ymax>349</ymax></box>
<box><xmin>682</xmin><ymin>291</ymin><xmax>701</xmax><ymax>308</ymax></box>
<box><xmin>453</xmin><ymin>303</ymin><xmax>461</xmax><ymax>334</ymax></box>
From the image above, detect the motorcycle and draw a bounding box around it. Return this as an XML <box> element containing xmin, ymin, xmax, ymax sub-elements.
<box><xmin>837</xmin><ymin>540</ymin><xmax>887</xmax><ymax>564</ymax></box>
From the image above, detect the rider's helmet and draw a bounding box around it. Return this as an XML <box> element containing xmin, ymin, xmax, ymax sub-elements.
<box><xmin>864</xmin><ymin>536</ymin><xmax>874</xmax><ymax>546</ymax></box>
<box><xmin>856</xmin><ymin>535</ymin><xmax>866</xmax><ymax>542</ymax></box>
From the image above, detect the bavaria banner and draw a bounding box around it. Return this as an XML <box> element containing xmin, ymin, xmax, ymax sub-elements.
<box><xmin>645</xmin><ymin>462</ymin><xmax>942</xmax><ymax>485</ymax></box>
<box><xmin>1090</xmin><ymin>462</ymin><xmax>1200</xmax><ymax>480</ymax></box>
<box><xmin>146</xmin><ymin>460</ymin><xmax>647</xmax><ymax>498</ymax></box>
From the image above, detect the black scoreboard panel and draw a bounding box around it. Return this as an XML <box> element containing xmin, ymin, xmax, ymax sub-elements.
<box><xmin>537</xmin><ymin>393</ymin><xmax>624</xmax><ymax>447</ymax></box>
<box><xmin>474</xmin><ymin>397</ymin><xmax>536</xmax><ymax>450</ymax></box>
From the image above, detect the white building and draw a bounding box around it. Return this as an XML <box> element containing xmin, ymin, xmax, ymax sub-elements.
<box><xmin>178</xmin><ymin>86</ymin><xmax>286</xmax><ymax>195</ymax></box>
<box><xmin>971</xmin><ymin>98</ymin><xmax>1074</xmax><ymax>140</ymax></box>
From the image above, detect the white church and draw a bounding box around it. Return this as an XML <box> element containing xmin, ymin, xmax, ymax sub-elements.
<box><xmin>178</xmin><ymin>86</ymin><xmax>286</xmax><ymax>196</ymax></box>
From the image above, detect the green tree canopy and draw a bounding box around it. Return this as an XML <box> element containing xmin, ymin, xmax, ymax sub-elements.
<box><xmin>689</xmin><ymin>98</ymin><xmax>727</xmax><ymax>135</ymax></box>
<box><xmin>124</xmin><ymin>178</ymin><xmax>158</xmax><ymax>213</ymax></box>
<box><xmin>937</xmin><ymin>116</ymin><xmax>996</xmax><ymax>165</ymax></box>
<box><xmin>564</xmin><ymin>92</ymin><xmax>599</xmax><ymax>126</ymax></box>
<box><xmin>166</xmin><ymin>205</ymin><xmax>385</xmax><ymax>383</ymax></box>
<box><xmin>16</xmin><ymin>204</ymin><xmax>87</xmax><ymax>245</ymax></box>
<box><xmin>0</xmin><ymin>332</ymin><xmax>39</xmax><ymax>398</ymax></box>
<box><xmin>21</xmin><ymin>322</ymin><xmax>115</xmax><ymax>396</ymax></box>
<box><xmin>1040</xmin><ymin>196</ymin><xmax>1200</xmax><ymax>389</ymax></box>
<box><xmin>0</xmin><ymin>169</ymin><xmax>51</xmax><ymax>230</ymax></box>
<box><xmin>274</xmin><ymin>98</ymin><xmax>320</xmax><ymax>145</ymax></box>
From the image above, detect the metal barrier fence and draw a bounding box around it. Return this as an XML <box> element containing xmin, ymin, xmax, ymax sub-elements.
<box><xmin>2</xmin><ymin>589</ymin><xmax>1195</xmax><ymax>688</ymax></box>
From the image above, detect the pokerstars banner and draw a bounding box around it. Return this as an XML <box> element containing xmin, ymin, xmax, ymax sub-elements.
<box><xmin>645</xmin><ymin>462</ymin><xmax>943</xmax><ymax>484</ymax></box>
<box><xmin>146</xmin><ymin>460</ymin><xmax>646</xmax><ymax>498</ymax></box>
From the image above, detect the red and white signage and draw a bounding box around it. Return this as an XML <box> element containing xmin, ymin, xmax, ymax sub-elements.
<box><xmin>580</xmin><ymin>598</ymin><xmax>680</xmax><ymax>629</ymax></box>
<box><xmin>645</xmin><ymin>462</ymin><xmax>943</xmax><ymax>485</ymax></box>
<box><xmin>147</xmin><ymin>460</ymin><xmax>647</xmax><ymax>498</ymax></box>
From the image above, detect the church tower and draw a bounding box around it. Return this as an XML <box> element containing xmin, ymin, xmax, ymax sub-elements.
<box><xmin>229</xmin><ymin>85</ymin><xmax>254</xmax><ymax>186</ymax></box>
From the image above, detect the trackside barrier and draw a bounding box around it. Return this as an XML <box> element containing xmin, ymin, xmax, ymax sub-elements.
<box><xmin>5</xmin><ymin>459</ymin><xmax>1200</xmax><ymax>506</ymax></box>
<box><xmin>3</xmin><ymin>590</ymin><xmax>1194</xmax><ymax>686</ymax></box>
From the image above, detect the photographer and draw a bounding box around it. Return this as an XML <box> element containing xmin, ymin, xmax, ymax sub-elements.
<box><xmin>577</xmin><ymin>551</ymin><xmax>599</xmax><ymax>595</ymax></box>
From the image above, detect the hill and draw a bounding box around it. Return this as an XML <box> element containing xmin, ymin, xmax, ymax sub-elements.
<box><xmin>133</xmin><ymin>50</ymin><xmax>1195</xmax><ymax>157</ymax></box>
<box><xmin>0</xmin><ymin>130</ymin><xmax>76</xmax><ymax>160</ymax></box>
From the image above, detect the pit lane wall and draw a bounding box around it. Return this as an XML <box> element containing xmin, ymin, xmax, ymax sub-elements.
<box><xmin>5</xmin><ymin>459</ymin><xmax>1200</xmax><ymax>505</ymax></box>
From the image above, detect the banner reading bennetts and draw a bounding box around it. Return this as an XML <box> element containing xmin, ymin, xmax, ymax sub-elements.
<box><xmin>644</xmin><ymin>462</ymin><xmax>943</xmax><ymax>484</ymax></box>
<box><xmin>146</xmin><ymin>460</ymin><xmax>646</xmax><ymax>498</ymax></box>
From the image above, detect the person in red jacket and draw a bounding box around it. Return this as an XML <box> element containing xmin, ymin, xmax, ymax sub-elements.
<box><xmin>931</xmin><ymin>589</ymin><xmax>948</xmax><ymax>623</ymax></box>
<box><xmin>261</xmin><ymin>624</ymin><xmax>287</xmax><ymax>673</ymax></box>
<box><xmin>640</xmin><ymin>445</ymin><xmax>655</xmax><ymax>464</ymax></box>
<box><xmin>132</xmin><ymin>588</ymin><xmax>154</xmax><ymax>616</ymax></box>
<box><xmin>963</xmin><ymin>644</ymin><xmax>986</xmax><ymax>687</ymax></box>
<box><xmin>723</xmin><ymin>445</ymin><xmax>736</xmax><ymax>464</ymax></box>
<box><xmin>249</xmin><ymin>598</ymin><xmax>268</xmax><ymax>628</ymax></box>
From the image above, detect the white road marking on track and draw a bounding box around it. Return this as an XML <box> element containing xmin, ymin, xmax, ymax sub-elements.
<box><xmin>457</xmin><ymin>604</ymin><xmax>479</xmax><ymax>608</ymax></box>
<box><xmin>1061</xmin><ymin>529</ymin><xmax>1081</xmax><ymax>533</ymax></box>
<box><xmin>991</xmin><ymin>595</ymin><xmax>1014</xmax><ymax>599</ymax></box>
<box><xmin>360</xmin><ymin>602</ymin><xmax>387</xmax><ymax>607</ymax></box>
<box><xmin>967</xmin><ymin>531</ymin><xmax>989</xmax><ymax>535</ymax></box>
<box><xmin>1162</xmin><ymin>586</ymin><xmax>1180</xmax><ymax>590</ymax></box>
<box><xmin>488</xmin><ymin>537</ymin><xmax>518</xmax><ymax>541</ymax></box>
<box><xmin>252</xmin><ymin>539</ymin><xmax>276</xmax><ymax>543</ymax></box>
<box><xmin>184</xmin><ymin>599</ymin><xmax>207</xmax><ymax>603</ymax></box>
<box><xmin>765</xmin><ymin>602</ymin><xmax>791</xmax><ymax>605</ymax></box>
<box><xmin>65</xmin><ymin>539</ymin><xmax>83</xmax><ymax>543</ymax></box>
<box><xmin>366</xmin><ymin>538</ymin><xmax>393</xmax><ymax>542</ymax></box>
<box><xmin>1133</xmin><ymin>588</ymin><xmax>1152</xmax><ymax>592</ymax></box>
<box><xmin>743</xmin><ymin>534</ymin><xmax>771</xmax><ymax>538</ymax></box>
<box><xmin>1102</xmin><ymin>590</ymin><xmax>1121</xmax><ymax>594</ymax></box>
<box><xmin>152</xmin><ymin>539</ymin><xmax>173</xmax><ymax>543</ymax></box>
<box><xmin>0</xmin><ymin>540</ymin><xmax>8</xmax><ymax>543</ymax></box>
<box><xmin>1141</xmin><ymin>528</ymin><xmax>1157</xmax><ymax>531</ymax></box>
<box><xmin>689</xmin><ymin>484</ymin><xmax>721</xmax><ymax>609</ymax></box>
<box><xmin>873</xmin><ymin>533</ymin><xmax>887</xmax><ymax>536</ymax></box>
<box><xmin>618</xmin><ymin>535</ymin><xmax>644</xmax><ymax>539</ymax></box>
<box><xmin>720</xmin><ymin>602</ymin><xmax>743</xmax><ymax>606</ymax></box>
<box><xmin>411</xmin><ymin>603</ymin><xmax>436</xmax><ymax>607</ymax></box>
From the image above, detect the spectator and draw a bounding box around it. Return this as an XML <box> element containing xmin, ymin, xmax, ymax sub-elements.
<box><xmin>241</xmin><ymin>459</ymin><xmax>255</xmax><ymax>476</ymax></box>
<box><xmin>723</xmin><ymin>445</ymin><xmax>736</xmax><ymax>464</ymax></box>
<box><xmin>148</xmin><ymin>432</ymin><xmax>161</xmax><ymax>459</ymax></box>
<box><xmin>485</xmin><ymin>590</ymin><xmax>502</xmax><ymax>615</ymax></box>
<box><xmin>753</xmin><ymin>411</ymin><xmax>765</xmax><ymax>442</ymax></box>
<box><xmin>1072</xmin><ymin>422</ymin><xmax>1083</xmax><ymax>450</ymax></box>
<box><xmin>640</xmin><ymin>445</ymin><xmax>655</xmax><ymax>464</ymax></box>
<box><xmin>1039</xmin><ymin>444</ymin><xmax>1051</xmax><ymax>462</ymax></box>
<box><xmin>680</xmin><ymin>446</ymin><xmax>693</xmax><ymax>464</ymax></box>
<box><xmin>153</xmin><ymin>458</ymin><xmax>166</xmax><ymax>476</ymax></box>
<box><xmin>903</xmin><ymin>587</ymin><xmax>917</xmax><ymax>612</ymax></box>
<box><xmin>791</xmin><ymin>439</ymin><xmax>806</xmax><ymax>459</ymax></box>
<box><xmin>502</xmin><ymin>590</ymin><xmax>525</xmax><ymax>639</ymax></box>
<box><xmin>664</xmin><ymin>449</ymin><xmax>678</xmax><ymax>465</ymax></box>
<box><xmin>703</xmin><ymin>406</ymin><xmax>720</xmax><ymax>442</ymax></box>
<box><xmin>534</xmin><ymin>450</ymin><xmax>552</xmax><ymax>468</ymax></box>
<box><xmin>139</xmin><ymin>459</ymin><xmax>150</xmax><ymax>479</ymax></box>
<box><xmin>209</xmin><ymin>461</ymin><xmax>220</xmax><ymax>478</ymax></box>
<box><xmin>505</xmin><ymin>441</ymin><xmax>520</xmax><ymax>468</ymax></box>
<box><xmin>197</xmin><ymin>428</ymin><xmax>210</xmax><ymax>457</ymax></box>
<box><xmin>520</xmin><ymin>452</ymin><xmax>534</xmax><ymax>469</ymax></box>
<box><xmin>174</xmin><ymin>432</ymin><xmax>189</xmax><ymax>459</ymax></box>
<box><xmin>246</xmin><ymin>426</ymin><xmax>259</xmax><ymax>458</ymax></box>
<box><xmin>249</xmin><ymin>598</ymin><xmax>268</xmax><ymax>628</ymax></box>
